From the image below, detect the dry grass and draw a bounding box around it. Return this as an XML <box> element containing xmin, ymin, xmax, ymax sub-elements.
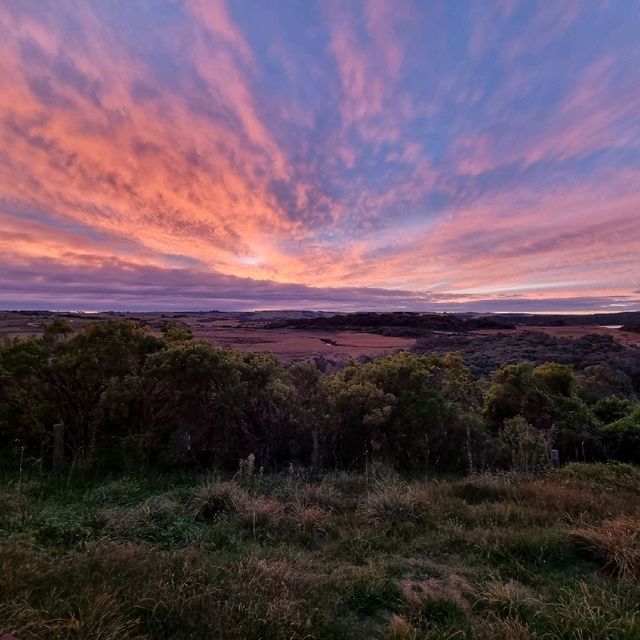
<box><xmin>480</xmin><ymin>616</ymin><xmax>543</xmax><ymax>640</ymax></box>
<box><xmin>1</xmin><ymin>468</ymin><xmax>640</xmax><ymax>639</ymax></box>
<box><xmin>0</xmin><ymin>591</ymin><xmax>145</xmax><ymax>640</ymax></box>
<box><xmin>358</xmin><ymin>483</ymin><xmax>430</xmax><ymax>531</ymax></box>
<box><xmin>194</xmin><ymin>480</ymin><xmax>330</xmax><ymax>537</ymax></box>
<box><xmin>386</xmin><ymin>614</ymin><xmax>418</xmax><ymax>640</ymax></box>
<box><xmin>102</xmin><ymin>496</ymin><xmax>185</xmax><ymax>541</ymax></box>
<box><xmin>0</xmin><ymin>489</ymin><xmax>30</xmax><ymax>524</ymax></box>
<box><xmin>293</xmin><ymin>482</ymin><xmax>343</xmax><ymax>511</ymax></box>
<box><xmin>287</xmin><ymin>502</ymin><xmax>331</xmax><ymax>536</ymax></box>
<box><xmin>234</xmin><ymin>496</ymin><xmax>286</xmax><ymax>531</ymax></box>
<box><xmin>192</xmin><ymin>326</ymin><xmax>415</xmax><ymax>358</ymax></box>
<box><xmin>472</xmin><ymin>579</ymin><xmax>537</xmax><ymax>618</ymax></box>
<box><xmin>194</xmin><ymin>481</ymin><xmax>288</xmax><ymax>533</ymax></box>
<box><xmin>570</xmin><ymin>516</ymin><xmax>640</xmax><ymax>580</ymax></box>
<box><xmin>559</xmin><ymin>462</ymin><xmax>640</xmax><ymax>494</ymax></box>
<box><xmin>511</xmin><ymin>479</ymin><xmax>634</xmax><ymax>520</ymax></box>
<box><xmin>193</xmin><ymin>480</ymin><xmax>249</xmax><ymax>520</ymax></box>
<box><xmin>545</xmin><ymin>581</ymin><xmax>640</xmax><ymax>638</ymax></box>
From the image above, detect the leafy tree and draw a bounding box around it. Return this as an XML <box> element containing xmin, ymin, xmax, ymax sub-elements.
<box><xmin>0</xmin><ymin>320</ymin><xmax>162</xmax><ymax>468</ymax></box>
<box><xmin>324</xmin><ymin>369</ymin><xmax>394</xmax><ymax>470</ymax></box>
<box><xmin>484</xmin><ymin>362</ymin><xmax>598</xmax><ymax>462</ymax></box>
<box><xmin>577</xmin><ymin>364</ymin><xmax>634</xmax><ymax>403</ymax></box>
<box><xmin>132</xmin><ymin>341</ymin><xmax>244</xmax><ymax>467</ymax></box>
<box><xmin>592</xmin><ymin>396</ymin><xmax>633</xmax><ymax>424</ymax></box>
<box><xmin>484</xmin><ymin>363</ymin><xmax>546</xmax><ymax>428</ymax></box>
<box><xmin>532</xmin><ymin>362</ymin><xmax>576</xmax><ymax>397</ymax></box>
<box><xmin>42</xmin><ymin>318</ymin><xmax>73</xmax><ymax>342</ymax></box>
<box><xmin>499</xmin><ymin>415</ymin><xmax>552</xmax><ymax>473</ymax></box>
<box><xmin>3</xmin><ymin>317</ymin><xmax>639</xmax><ymax>476</ymax></box>
<box><xmin>601</xmin><ymin>405</ymin><xmax>640</xmax><ymax>463</ymax></box>
<box><xmin>0</xmin><ymin>336</ymin><xmax>49</xmax><ymax>451</ymax></box>
<box><xmin>324</xmin><ymin>353</ymin><xmax>477</xmax><ymax>473</ymax></box>
<box><xmin>161</xmin><ymin>322</ymin><xmax>194</xmax><ymax>343</ymax></box>
<box><xmin>235</xmin><ymin>352</ymin><xmax>299</xmax><ymax>468</ymax></box>
<box><xmin>288</xmin><ymin>361</ymin><xmax>328</xmax><ymax>470</ymax></box>
<box><xmin>42</xmin><ymin>320</ymin><xmax>162</xmax><ymax>467</ymax></box>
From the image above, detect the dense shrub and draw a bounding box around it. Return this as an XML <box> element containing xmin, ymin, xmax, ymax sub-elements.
<box><xmin>601</xmin><ymin>406</ymin><xmax>640</xmax><ymax>463</ymax></box>
<box><xmin>1</xmin><ymin>319</ymin><xmax>639</xmax><ymax>474</ymax></box>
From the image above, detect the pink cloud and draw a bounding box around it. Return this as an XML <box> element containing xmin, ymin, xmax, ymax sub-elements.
<box><xmin>524</xmin><ymin>57</ymin><xmax>640</xmax><ymax>165</ymax></box>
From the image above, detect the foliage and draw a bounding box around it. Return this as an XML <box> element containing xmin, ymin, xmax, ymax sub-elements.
<box><xmin>484</xmin><ymin>362</ymin><xmax>602</xmax><ymax>463</ymax></box>
<box><xmin>601</xmin><ymin>405</ymin><xmax>640</xmax><ymax>463</ymax></box>
<box><xmin>499</xmin><ymin>417</ymin><xmax>552</xmax><ymax>474</ymax></box>
<box><xmin>558</xmin><ymin>462</ymin><xmax>640</xmax><ymax>493</ymax></box>
<box><xmin>415</xmin><ymin>331</ymin><xmax>640</xmax><ymax>396</ymax></box>
<box><xmin>266</xmin><ymin>311</ymin><xmax>505</xmax><ymax>336</ymax></box>
<box><xmin>621</xmin><ymin>324</ymin><xmax>640</xmax><ymax>333</ymax></box>
<box><xmin>1</xmin><ymin>318</ymin><xmax>640</xmax><ymax>475</ymax></box>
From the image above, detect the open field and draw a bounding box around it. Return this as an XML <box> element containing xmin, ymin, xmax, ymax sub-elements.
<box><xmin>188</xmin><ymin>327</ymin><xmax>415</xmax><ymax>358</ymax></box>
<box><xmin>472</xmin><ymin>325</ymin><xmax>640</xmax><ymax>348</ymax></box>
<box><xmin>4</xmin><ymin>312</ymin><xmax>640</xmax><ymax>364</ymax></box>
<box><xmin>0</xmin><ymin>313</ymin><xmax>413</xmax><ymax>360</ymax></box>
<box><xmin>1</xmin><ymin>464</ymin><xmax>640</xmax><ymax>639</ymax></box>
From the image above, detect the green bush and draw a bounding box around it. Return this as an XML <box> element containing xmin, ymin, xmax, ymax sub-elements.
<box><xmin>558</xmin><ymin>462</ymin><xmax>640</xmax><ymax>493</ymax></box>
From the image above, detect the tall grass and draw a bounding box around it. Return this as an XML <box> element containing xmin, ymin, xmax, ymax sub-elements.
<box><xmin>571</xmin><ymin>516</ymin><xmax>640</xmax><ymax>581</ymax></box>
<box><xmin>0</xmin><ymin>467</ymin><xmax>639</xmax><ymax>639</ymax></box>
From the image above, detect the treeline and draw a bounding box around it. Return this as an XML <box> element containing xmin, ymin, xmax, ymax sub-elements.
<box><xmin>266</xmin><ymin>311</ymin><xmax>509</xmax><ymax>336</ymax></box>
<box><xmin>491</xmin><ymin>310</ymin><xmax>640</xmax><ymax>327</ymax></box>
<box><xmin>1</xmin><ymin>319</ymin><xmax>639</xmax><ymax>474</ymax></box>
<box><xmin>415</xmin><ymin>331</ymin><xmax>640</xmax><ymax>387</ymax></box>
<box><xmin>621</xmin><ymin>324</ymin><xmax>640</xmax><ymax>334</ymax></box>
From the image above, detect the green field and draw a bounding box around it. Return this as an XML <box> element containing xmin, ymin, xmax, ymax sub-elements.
<box><xmin>1</xmin><ymin>463</ymin><xmax>639</xmax><ymax>640</ymax></box>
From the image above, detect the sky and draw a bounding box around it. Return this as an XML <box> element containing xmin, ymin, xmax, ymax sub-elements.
<box><xmin>1</xmin><ymin>1</ymin><xmax>640</xmax><ymax>313</ymax></box>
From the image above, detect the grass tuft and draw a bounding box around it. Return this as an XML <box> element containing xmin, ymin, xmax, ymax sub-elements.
<box><xmin>193</xmin><ymin>480</ymin><xmax>247</xmax><ymax>520</ymax></box>
<box><xmin>570</xmin><ymin>516</ymin><xmax>640</xmax><ymax>581</ymax></box>
<box><xmin>358</xmin><ymin>484</ymin><xmax>426</xmax><ymax>532</ymax></box>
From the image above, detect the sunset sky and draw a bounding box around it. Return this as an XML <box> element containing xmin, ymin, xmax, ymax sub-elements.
<box><xmin>1</xmin><ymin>1</ymin><xmax>639</xmax><ymax>312</ymax></box>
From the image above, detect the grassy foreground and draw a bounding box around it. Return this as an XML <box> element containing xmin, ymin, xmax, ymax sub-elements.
<box><xmin>1</xmin><ymin>464</ymin><xmax>640</xmax><ymax>640</ymax></box>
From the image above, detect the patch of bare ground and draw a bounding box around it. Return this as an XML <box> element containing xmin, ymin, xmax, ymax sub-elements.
<box><xmin>400</xmin><ymin>559</ymin><xmax>473</xmax><ymax>612</ymax></box>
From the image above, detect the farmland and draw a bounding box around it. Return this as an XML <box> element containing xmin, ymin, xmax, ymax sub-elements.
<box><xmin>175</xmin><ymin>327</ymin><xmax>414</xmax><ymax>359</ymax></box>
<box><xmin>0</xmin><ymin>311</ymin><xmax>414</xmax><ymax>361</ymax></box>
<box><xmin>2</xmin><ymin>311</ymin><xmax>640</xmax><ymax>364</ymax></box>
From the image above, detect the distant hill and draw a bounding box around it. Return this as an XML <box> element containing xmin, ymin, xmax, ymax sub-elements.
<box><xmin>488</xmin><ymin>311</ymin><xmax>640</xmax><ymax>327</ymax></box>
<box><xmin>265</xmin><ymin>311</ymin><xmax>509</xmax><ymax>336</ymax></box>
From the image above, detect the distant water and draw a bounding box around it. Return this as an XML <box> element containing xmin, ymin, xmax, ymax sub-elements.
<box><xmin>599</xmin><ymin>325</ymin><xmax>623</xmax><ymax>329</ymax></box>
